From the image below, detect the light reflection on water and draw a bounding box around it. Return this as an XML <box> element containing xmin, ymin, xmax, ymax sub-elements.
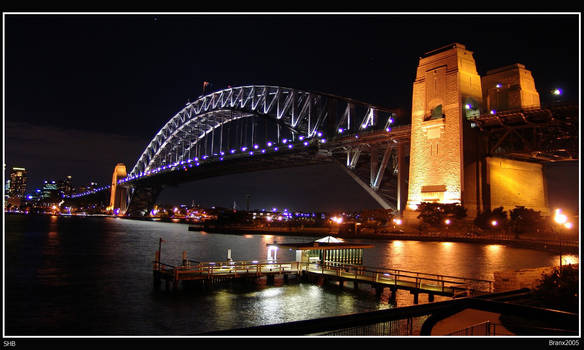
<box><xmin>4</xmin><ymin>214</ymin><xmax>578</xmax><ymax>335</ymax></box>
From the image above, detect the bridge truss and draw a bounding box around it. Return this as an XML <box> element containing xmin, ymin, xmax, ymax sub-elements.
<box><xmin>129</xmin><ymin>85</ymin><xmax>397</xmax><ymax>180</ymax></box>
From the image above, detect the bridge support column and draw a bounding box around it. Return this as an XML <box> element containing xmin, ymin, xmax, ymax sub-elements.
<box><xmin>428</xmin><ymin>293</ymin><xmax>434</xmax><ymax>302</ymax></box>
<box><xmin>412</xmin><ymin>292</ymin><xmax>419</xmax><ymax>304</ymax></box>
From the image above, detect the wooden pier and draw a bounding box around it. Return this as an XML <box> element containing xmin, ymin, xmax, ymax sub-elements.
<box><xmin>153</xmin><ymin>254</ymin><xmax>493</xmax><ymax>304</ymax></box>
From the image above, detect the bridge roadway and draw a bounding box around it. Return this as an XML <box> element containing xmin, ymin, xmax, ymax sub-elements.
<box><xmin>153</xmin><ymin>259</ymin><xmax>494</xmax><ymax>303</ymax></box>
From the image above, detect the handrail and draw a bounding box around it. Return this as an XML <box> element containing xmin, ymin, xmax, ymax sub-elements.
<box><xmin>447</xmin><ymin>321</ymin><xmax>494</xmax><ymax>336</ymax></box>
<box><xmin>154</xmin><ymin>259</ymin><xmax>493</xmax><ymax>293</ymax></box>
<box><xmin>318</xmin><ymin>262</ymin><xmax>493</xmax><ymax>286</ymax></box>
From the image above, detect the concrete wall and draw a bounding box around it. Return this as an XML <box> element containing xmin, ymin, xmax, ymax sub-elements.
<box><xmin>486</xmin><ymin>156</ymin><xmax>549</xmax><ymax>215</ymax></box>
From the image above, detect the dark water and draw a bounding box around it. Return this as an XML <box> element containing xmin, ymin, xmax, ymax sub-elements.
<box><xmin>4</xmin><ymin>214</ymin><xmax>575</xmax><ymax>335</ymax></box>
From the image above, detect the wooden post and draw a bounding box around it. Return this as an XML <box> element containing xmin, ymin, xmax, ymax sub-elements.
<box><xmin>413</xmin><ymin>292</ymin><xmax>419</xmax><ymax>304</ymax></box>
<box><xmin>428</xmin><ymin>293</ymin><xmax>434</xmax><ymax>302</ymax></box>
<box><xmin>375</xmin><ymin>286</ymin><xmax>384</xmax><ymax>298</ymax></box>
<box><xmin>159</xmin><ymin>238</ymin><xmax>163</xmax><ymax>264</ymax></box>
<box><xmin>389</xmin><ymin>286</ymin><xmax>397</xmax><ymax>301</ymax></box>
<box><xmin>154</xmin><ymin>250</ymin><xmax>160</xmax><ymax>271</ymax></box>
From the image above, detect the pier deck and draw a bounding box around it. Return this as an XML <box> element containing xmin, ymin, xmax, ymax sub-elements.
<box><xmin>153</xmin><ymin>259</ymin><xmax>493</xmax><ymax>302</ymax></box>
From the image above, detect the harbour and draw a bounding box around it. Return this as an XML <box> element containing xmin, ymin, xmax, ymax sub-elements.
<box><xmin>4</xmin><ymin>213</ymin><xmax>578</xmax><ymax>336</ymax></box>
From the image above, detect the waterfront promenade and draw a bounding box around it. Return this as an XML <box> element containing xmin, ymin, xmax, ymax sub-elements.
<box><xmin>191</xmin><ymin>223</ymin><xmax>580</xmax><ymax>254</ymax></box>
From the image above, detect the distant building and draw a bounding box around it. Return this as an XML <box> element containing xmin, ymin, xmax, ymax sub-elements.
<box><xmin>42</xmin><ymin>180</ymin><xmax>59</xmax><ymax>202</ymax></box>
<box><xmin>6</xmin><ymin>167</ymin><xmax>27</xmax><ymax>208</ymax></box>
<box><xmin>58</xmin><ymin>175</ymin><xmax>73</xmax><ymax>197</ymax></box>
<box><xmin>8</xmin><ymin>167</ymin><xmax>27</xmax><ymax>198</ymax></box>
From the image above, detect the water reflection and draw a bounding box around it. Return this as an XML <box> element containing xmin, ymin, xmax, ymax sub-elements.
<box><xmin>5</xmin><ymin>215</ymin><xmax>579</xmax><ymax>335</ymax></box>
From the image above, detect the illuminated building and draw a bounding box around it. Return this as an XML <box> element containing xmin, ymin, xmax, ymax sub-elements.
<box><xmin>6</xmin><ymin>167</ymin><xmax>27</xmax><ymax>208</ymax></box>
<box><xmin>58</xmin><ymin>175</ymin><xmax>73</xmax><ymax>197</ymax></box>
<box><xmin>8</xmin><ymin>167</ymin><xmax>27</xmax><ymax>198</ymax></box>
<box><xmin>42</xmin><ymin>180</ymin><xmax>59</xmax><ymax>202</ymax></box>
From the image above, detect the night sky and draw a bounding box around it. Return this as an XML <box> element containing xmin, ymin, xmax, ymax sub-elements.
<box><xmin>4</xmin><ymin>13</ymin><xmax>580</xmax><ymax>211</ymax></box>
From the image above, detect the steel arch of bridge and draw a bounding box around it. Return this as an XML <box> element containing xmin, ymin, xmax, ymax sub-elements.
<box><xmin>130</xmin><ymin>85</ymin><xmax>396</xmax><ymax>178</ymax></box>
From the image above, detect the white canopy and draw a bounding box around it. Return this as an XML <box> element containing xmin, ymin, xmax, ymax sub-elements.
<box><xmin>315</xmin><ymin>236</ymin><xmax>344</xmax><ymax>243</ymax></box>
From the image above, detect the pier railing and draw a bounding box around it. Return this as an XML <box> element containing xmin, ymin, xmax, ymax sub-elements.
<box><xmin>448</xmin><ymin>321</ymin><xmax>496</xmax><ymax>336</ymax></box>
<box><xmin>306</xmin><ymin>262</ymin><xmax>494</xmax><ymax>295</ymax></box>
<box><xmin>154</xmin><ymin>259</ymin><xmax>302</xmax><ymax>280</ymax></box>
<box><xmin>154</xmin><ymin>258</ymin><xmax>493</xmax><ymax>296</ymax></box>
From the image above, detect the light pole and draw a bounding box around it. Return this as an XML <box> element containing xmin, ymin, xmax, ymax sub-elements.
<box><xmin>444</xmin><ymin>218</ymin><xmax>451</xmax><ymax>237</ymax></box>
<box><xmin>553</xmin><ymin>209</ymin><xmax>572</xmax><ymax>270</ymax></box>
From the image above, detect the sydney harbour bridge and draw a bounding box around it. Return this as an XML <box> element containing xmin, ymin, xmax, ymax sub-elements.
<box><xmin>69</xmin><ymin>44</ymin><xmax>579</xmax><ymax>218</ymax></box>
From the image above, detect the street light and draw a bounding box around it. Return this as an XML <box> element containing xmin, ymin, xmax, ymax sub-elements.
<box><xmin>444</xmin><ymin>218</ymin><xmax>451</xmax><ymax>237</ymax></box>
<box><xmin>553</xmin><ymin>209</ymin><xmax>572</xmax><ymax>270</ymax></box>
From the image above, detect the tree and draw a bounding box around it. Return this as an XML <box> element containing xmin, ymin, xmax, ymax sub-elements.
<box><xmin>416</xmin><ymin>202</ymin><xmax>467</xmax><ymax>229</ymax></box>
<box><xmin>509</xmin><ymin>206</ymin><xmax>543</xmax><ymax>237</ymax></box>
<box><xmin>357</xmin><ymin>209</ymin><xmax>394</xmax><ymax>233</ymax></box>
<box><xmin>474</xmin><ymin>207</ymin><xmax>508</xmax><ymax>231</ymax></box>
<box><xmin>532</xmin><ymin>265</ymin><xmax>579</xmax><ymax>313</ymax></box>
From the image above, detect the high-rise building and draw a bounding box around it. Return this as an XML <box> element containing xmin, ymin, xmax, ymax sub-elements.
<box><xmin>58</xmin><ymin>175</ymin><xmax>73</xmax><ymax>197</ymax></box>
<box><xmin>42</xmin><ymin>180</ymin><xmax>59</xmax><ymax>202</ymax></box>
<box><xmin>8</xmin><ymin>167</ymin><xmax>27</xmax><ymax>198</ymax></box>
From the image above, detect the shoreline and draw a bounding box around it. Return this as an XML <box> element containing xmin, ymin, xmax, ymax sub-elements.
<box><xmin>195</xmin><ymin>226</ymin><xmax>579</xmax><ymax>254</ymax></box>
<box><xmin>5</xmin><ymin>212</ymin><xmax>578</xmax><ymax>254</ymax></box>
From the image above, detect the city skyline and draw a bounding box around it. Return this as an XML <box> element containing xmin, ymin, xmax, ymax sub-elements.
<box><xmin>4</xmin><ymin>12</ymin><xmax>580</xmax><ymax>211</ymax></box>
